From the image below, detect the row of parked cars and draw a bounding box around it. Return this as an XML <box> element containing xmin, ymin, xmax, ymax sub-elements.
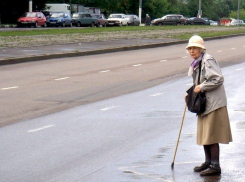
<box><xmin>17</xmin><ymin>11</ymin><xmax>141</xmax><ymax>28</ymax></box>
<box><xmin>151</xmin><ymin>14</ymin><xmax>218</xmax><ymax>26</ymax></box>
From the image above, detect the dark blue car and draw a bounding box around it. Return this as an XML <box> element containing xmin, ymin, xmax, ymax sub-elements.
<box><xmin>46</xmin><ymin>12</ymin><xmax>72</xmax><ymax>27</ymax></box>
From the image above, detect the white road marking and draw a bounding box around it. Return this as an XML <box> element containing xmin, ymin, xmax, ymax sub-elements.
<box><xmin>1</xmin><ymin>86</ymin><xmax>19</xmax><ymax>90</ymax></box>
<box><xmin>150</xmin><ymin>92</ymin><xmax>164</xmax><ymax>97</ymax></box>
<box><xmin>55</xmin><ymin>77</ymin><xmax>70</xmax><ymax>81</ymax></box>
<box><xmin>160</xmin><ymin>60</ymin><xmax>168</xmax><ymax>62</ymax></box>
<box><xmin>233</xmin><ymin>141</ymin><xmax>245</xmax><ymax>145</ymax></box>
<box><xmin>217</xmin><ymin>50</ymin><xmax>222</xmax><ymax>52</ymax></box>
<box><xmin>2</xmin><ymin>50</ymin><xmax>6</xmax><ymax>51</ymax></box>
<box><xmin>100</xmin><ymin>70</ymin><xmax>111</xmax><ymax>73</ymax></box>
<box><xmin>28</xmin><ymin>125</ymin><xmax>55</xmax><ymax>133</ymax></box>
<box><xmin>231</xmin><ymin>48</ymin><xmax>236</xmax><ymax>50</ymax></box>
<box><xmin>236</xmin><ymin>68</ymin><xmax>244</xmax><ymax>71</ymax></box>
<box><xmin>101</xmin><ymin>105</ymin><xmax>120</xmax><ymax>111</ymax></box>
<box><xmin>186</xmin><ymin>83</ymin><xmax>193</xmax><ymax>86</ymax></box>
<box><xmin>182</xmin><ymin>56</ymin><xmax>188</xmax><ymax>59</ymax></box>
<box><xmin>133</xmin><ymin>64</ymin><xmax>142</xmax><ymax>67</ymax></box>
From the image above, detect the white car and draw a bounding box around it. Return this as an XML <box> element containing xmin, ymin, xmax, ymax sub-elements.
<box><xmin>210</xmin><ymin>20</ymin><xmax>218</xmax><ymax>26</ymax></box>
<box><xmin>107</xmin><ymin>14</ymin><xmax>128</xmax><ymax>26</ymax></box>
<box><xmin>229</xmin><ymin>19</ymin><xmax>245</xmax><ymax>26</ymax></box>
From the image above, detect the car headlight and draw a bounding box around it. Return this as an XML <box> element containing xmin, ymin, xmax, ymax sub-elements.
<box><xmin>115</xmin><ymin>21</ymin><xmax>120</xmax><ymax>23</ymax></box>
<box><xmin>58</xmin><ymin>19</ymin><xmax>62</xmax><ymax>22</ymax></box>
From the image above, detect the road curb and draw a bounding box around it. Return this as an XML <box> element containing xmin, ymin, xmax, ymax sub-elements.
<box><xmin>0</xmin><ymin>25</ymin><xmax>17</xmax><ymax>28</ymax></box>
<box><xmin>0</xmin><ymin>33</ymin><xmax>245</xmax><ymax>66</ymax></box>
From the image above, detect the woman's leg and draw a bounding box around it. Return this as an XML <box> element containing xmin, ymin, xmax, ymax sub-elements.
<box><xmin>204</xmin><ymin>145</ymin><xmax>211</xmax><ymax>165</ymax></box>
<box><xmin>210</xmin><ymin>143</ymin><xmax>220</xmax><ymax>168</ymax></box>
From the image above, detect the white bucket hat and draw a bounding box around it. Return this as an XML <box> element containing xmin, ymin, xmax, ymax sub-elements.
<box><xmin>186</xmin><ymin>35</ymin><xmax>206</xmax><ymax>50</ymax></box>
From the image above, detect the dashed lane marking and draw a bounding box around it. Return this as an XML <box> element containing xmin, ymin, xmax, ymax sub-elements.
<box><xmin>133</xmin><ymin>64</ymin><xmax>142</xmax><ymax>67</ymax></box>
<box><xmin>55</xmin><ymin>77</ymin><xmax>70</xmax><ymax>81</ymax></box>
<box><xmin>100</xmin><ymin>70</ymin><xmax>111</xmax><ymax>73</ymax></box>
<box><xmin>160</xmin><ymin>60</ymin><xmax>168</xmax><ymax>62</ymax></box>
<box><xmin>28</xmin><ymin>125</ymin><xmax>55</xmax><ymax>133</ymax></box>
<box><xmin>217</xmin><ymin>50</ymin><xmax>222</xmax><ymax>52</ymax></box>
<box><xmin>231</xmin><ymin>48</ymin><xmax>236</xmax><ymax>50</ymax></box>
<box><xmin>1</xmin><ymin>86</ymin><xmax>19</xmax><ymax>90</ymax></box>
<box><xmin>236</xmin><ymin>68</ymin><xmax>244</xmax><ymax>71</ymax></box>
<box><xmin>182</xmin><ymin>56</ymin><xmax>188</xmax><ymax>59</ymax></box>
<box><xmin>101</xmin><ymin>105</ymin><xmax>120</xmax><ymax>111</ymax></box>
<box><xmin>150</xmin><ymin>92</ymin><xmax>164</xmax><ymax>97</ymax></box>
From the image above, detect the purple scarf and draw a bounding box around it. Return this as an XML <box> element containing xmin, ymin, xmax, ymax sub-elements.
<box><xmin>188</xmin><ymin>54</ymin><xmax>204</xmax><ymax>76</ymax></box>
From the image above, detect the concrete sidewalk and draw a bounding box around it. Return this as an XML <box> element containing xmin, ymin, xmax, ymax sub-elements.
<box><xmin>0</xmin><ymin>38</ymin><xmax>184</xmax><ymax>66</ymax></box>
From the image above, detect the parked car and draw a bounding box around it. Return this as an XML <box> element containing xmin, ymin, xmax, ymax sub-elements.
<box><xmin>42</xmin><ymin>11</ymin><xmax>54</xmax><ymax>19</ymax></box>
<box><xmin>125</xmin><ymin>14</ymin><xmax>140</xmax><ymax>26</ymax></box>
<box><xmin>46</xmin><ymin>12</ymin><xmax>72</xmax><ymax>27</ymax></box>
<box><xmin>186</xmin><ymin>17</ymin><xmax>209</xmax><ymax>25</ymax></box>
<box><xmin>229</xmin><ymin>19</ymin><xmax>245</xmax><ymax>26</ymax></box>
<box><xmin>151</xmin><ymin>14</ymin><xmax>186</xmax><ymax>26</ymax></box>
<box><xmin>17</xmin><ymin>12</ymin><xmax>46</xmax><ymax>28</ymax></box>
<box><xmin>210</xmin><ymin>20</ymin><xmax>218</xmax><ymax>26</ymax></box>
<box><xmin>202</xmin><ymin>17</ymin><xmax>211</xmax><ymax>25</ymax></box>
<box><xmin>72</xmin><ymin>12</ymin><xmax>99</xmax><ymax>27</ymax></box>
<box><xmin>107</xmin><ymin>14</ymin><xmax>128</xmax><ymax>26</ymax></box>
<box><xmin>185</xmin><ymin>17</ymin><xmax>195</xmax><ymax>25</ymax></box>
<box><xmin>92</xmin><ymin>14</ymin><xmax>108</xmax><ymax>27</ymax></box>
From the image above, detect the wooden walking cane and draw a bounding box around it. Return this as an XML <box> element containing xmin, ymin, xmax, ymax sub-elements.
<box><xmin>171</xmin><ymin>104</ymin><xmax>187</xmax><ymax>169</ymax></box>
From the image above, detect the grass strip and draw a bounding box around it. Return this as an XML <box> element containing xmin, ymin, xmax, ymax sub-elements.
<box><xmin>1</xmin><ymin>25</ymin><xmax>244</xmax><ymax>36</ymax></box>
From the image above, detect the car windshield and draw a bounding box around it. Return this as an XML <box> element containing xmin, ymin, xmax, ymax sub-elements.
<box><xmin>109</xmin><ymin>15</ymin><xmax>122</xmax><ymax>18</ymax></box>
<box><xmin>51</xmin><ymin>13</ymin><xmax>64</xmax><ymax>18</ymax></box>
<box><xmin>161</xmin><ymin>16</ymin><xmax>167</xmax><ymax>19</ymax></box>
<box><xmin>23</xmin><ymin>13</ymin><xmax>37</xmax><ymax>18</ymax></box>
<box><xmin>72</xmin><ymin>14</ymin><xmax>79</xmax><ymax>18</ymax></box>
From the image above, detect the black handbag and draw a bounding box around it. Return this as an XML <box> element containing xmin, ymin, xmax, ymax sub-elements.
<box><xmin>186</xmin><ymin>61</ymin><xmax>206</xmax><ymax>114</ymax></box>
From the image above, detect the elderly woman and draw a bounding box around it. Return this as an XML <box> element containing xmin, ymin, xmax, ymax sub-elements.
<box><xmin>185</xmin><ymin>35</ymin><xmax>232</xmax><ymax>176</ymax></box>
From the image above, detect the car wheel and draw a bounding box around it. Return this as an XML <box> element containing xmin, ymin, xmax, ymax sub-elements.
<box><xmin>91</xmin><ymin>22</ymin><xmax>95</xmax><ymax>27</ymax></box>
<box><xmin>42</xmin><ymin>22</ymin><xmax>47</xmax><ymax>28</ymax></box>
<box><xmin>62</xmin><ymin>22</ymin><xmax>65</xmax><ymax>27</ymax></box>
<box><xmin>70</xmin><ymin>22</ymin><xmax>72</xmax><ymax>27</ymax></box>
<box><xmin>77</xmin><ymin>22</ymin><xmax>81</xmax><ymax>27</ymax></box>
<box><xmin>34</xmin><ymin>22</ymin><xmax>38</xmax><ymax>28</ymax></box>
<box><xmin>103</xmin><ymin>23</ymin><xmax>107</xmax><ymax>27</ymax></box>
<box><xmin>97</xmin><ymin>23</ymin><xmax>100</xmax><ymax>27</ymax></box>
<box><xmin>119</xmin><ymin>22</ymin><xmax>123</xmax><ymax>27</ymax></box>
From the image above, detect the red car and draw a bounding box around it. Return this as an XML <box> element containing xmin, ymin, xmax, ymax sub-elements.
<box><xmin>17</xmin><ymin>12</ymin><xmax>46</xmax><ymax>28</ymax></box>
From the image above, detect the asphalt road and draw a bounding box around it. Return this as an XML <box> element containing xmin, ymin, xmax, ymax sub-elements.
<box><xmin>1</xmin><ymin>61</ymin><xmax>245</xmax><ymax>182</ymax></box>
<box><xmin>1</xmin><ymin>36</ymin><xmax>245</xmax><ymax>127</ymax></box>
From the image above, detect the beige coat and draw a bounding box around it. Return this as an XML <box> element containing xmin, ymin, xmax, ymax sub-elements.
<box><xmin>192</xmin><ymin>53</ymin><xmax>227</xmax><ymax>116</ymax></box>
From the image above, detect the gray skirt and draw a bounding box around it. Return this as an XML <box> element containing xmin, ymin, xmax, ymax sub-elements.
<box><xmin>197</xmin><ymin>106</ymin><xmax>233</xmax><ymax>145</ymax></box>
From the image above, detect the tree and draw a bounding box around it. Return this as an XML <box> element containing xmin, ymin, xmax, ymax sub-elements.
<box><xmin>143</xmin><ymin>0</ymin><xmax>169</xmax><ymax>19</ymax></box>
<box><xmin>0</xmin><ymin>0</ymin><xmax>48</xmax><ymax>23</ymax></box>
<box><xmin>230</xmin><ymin>9</ymin><xmax>245</xmax><ymax>20</ymax></box>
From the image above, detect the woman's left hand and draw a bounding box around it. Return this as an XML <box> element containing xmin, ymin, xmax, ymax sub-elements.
<box><xmin>194</xmin><ymin>85</ymin><xmax>201</xmax><ymax>93</ymax></box>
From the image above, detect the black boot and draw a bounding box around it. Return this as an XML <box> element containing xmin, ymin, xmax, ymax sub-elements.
<box><xmin>193</xmin><ymin>162</ymin><xmax>210</xmax><ymax>172</ymax></box>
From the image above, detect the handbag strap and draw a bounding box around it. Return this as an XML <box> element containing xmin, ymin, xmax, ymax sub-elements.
<box><xmin>197</xmin><ymin>60</ymin><xmax>202</xmax><ymax>85</ymax></box>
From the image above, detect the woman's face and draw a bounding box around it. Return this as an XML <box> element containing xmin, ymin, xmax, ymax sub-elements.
<box><xmin>187</xmin><ymin>46</ymin><xmax>201</xmax><ymax>59</ymax></box>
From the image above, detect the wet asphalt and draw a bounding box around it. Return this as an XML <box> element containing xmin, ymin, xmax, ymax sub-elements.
<box><xmin>1</xmin><ymin>62</ymin><xmax>245</xmax><ymax>182</ymax></box>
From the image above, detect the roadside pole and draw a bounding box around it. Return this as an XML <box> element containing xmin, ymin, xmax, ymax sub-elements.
<box><xmin>198</xmin><ymin>0</ymin><xmax>202</xmax><ymax>18</ymax></box>
<box><xmin>238</xmin><ymin>0</ymin><xmax>240</xmax><ymax>26</ymax></box>
<box><xmin>139</xmin><ymin>0</ymin><xmax>142</xmax><ymax>25</ymax></box>
<box><xmin>29</xmin><ymin>0</ymin><xmax>33</xmax><ymax>12</ymax></box>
